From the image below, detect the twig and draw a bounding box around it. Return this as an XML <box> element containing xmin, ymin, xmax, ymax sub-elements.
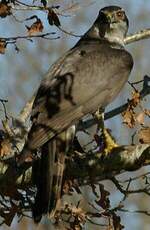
<box><xmin>118</xmin><ymin>208</ymin><xmax>150</xmax><ymax>216</ymax></box>
<box><xmin>111</xmin><ymin>177</ymin><xmax>126</xmax><ymax>195</ymax></box>
<box><xmin>19</xmin><ymin>94</ymin><xmax>35</xmax><ymax>122</ymax></box>
<box><xmin>0</xmin><ymin>99</ymin><xmax>9</xmax><ymax>121</ymax></box>
<box><xmin>0</xmin><ymin>33</ymin><xmax>59</xmax><ymax>43</ymax></box>
<box><xmin>120</xmin><ymin>172</ymin><xmax>150</xmax><ymax>183</ymax></box>
<box><xmin>12</xmin><ymin>1</ymin><xmax>60</xmax><ymax>11</ymax></box>
<box><xmin>111</xmin><ymin>177</ymin><xmax>150</xmax><ymax>198</ymax></box>
<box><xmin>58</xmin><ymin>26</ymin><xmax>82</xmax><ymax>38</ymax></box>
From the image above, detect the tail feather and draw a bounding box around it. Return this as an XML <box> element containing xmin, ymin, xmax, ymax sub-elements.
<box><xmin>32</xmin><ymin>125</ymin><xmax>76</xmax><ymax>223</ymax></box>
<box><xmin>48</xmin><ymin>151</ymin><xmax>65</xmax><ymax>217</ymax></box>
<box><xmin>32</xmin><ymin>141</ymin><xmax>55</xmax><ymax>222</ymax></box>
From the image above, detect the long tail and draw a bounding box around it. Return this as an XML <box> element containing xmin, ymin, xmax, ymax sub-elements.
<box><xmin>32</xmin><ymin>141</ymin><xmax>56</xmax><ymax>223</ymax></box>
<box><xmin>32</xmin><ymin>126</ymin><xmax>75</xmax><ymax>223</ymax></box>
<box><xmin>32</xmin><ymin>139</ymin><xmax>65</xmax><ymax>223</ymax></box>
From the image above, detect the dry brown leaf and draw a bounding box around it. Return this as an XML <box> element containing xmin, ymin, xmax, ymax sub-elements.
<box><xmin>122</xmin><ymin>90</ymin><xmax>141</xmax><ymax>128</ymax></box>
<box><xmin>0</xmin><ymin>40</ymin><xmax>6</xmax><ymax>54</ymax></box>
<box><xmin>136</xmin><ymin>112</ymin><xmax>145</xmax><ymax>125</ymax></box>
<box><xmin>63</xmin><ymin>180</ymin><xmax>73</xmax><ymax>194</ymax></box>
<box><xmin>0</xmin><ymin>138</ymin><xmax>12</xmax><ymax>158</ymax></box>
<box><xmin>1</xmin><ymin>203</ymin><xmax>18</xmax><ymax>226</ymax></box>
<box><xmin>144</xmin><ymin>109</ymin><xmax>150</xmax><ymax>117</ymax></box>
<box><xmin>95</xmin><ymin>184</ymin><xmax>110</xmax><ymax>209</ymax></box>
<box><xmin>112</xmin><ymin>213</ymin><xmax>124</xmax><ymax>230</ymax></box>
<box><xmin>26</xmin><ymin>18</ymin><xmax>44</xmax><ymax>35</ymax></box>
<box><xmin>71</xmin><ymin>206</ymin><xmax>86</xmax><ymax>225</ymax></box>
<box><xmin>47</xmin><ymin>8</ymin><xmax>61</xmax><ymax>27</ymax></box>
<box><xmin>0</xmin><ymin>3</ymin><xmax>11</xmax><ymax>18</ymax></box>
<box><xmin>122</xmin><ymin>108</ymin><xmax>136</xmax><ymax>128</ymax></box>
<box><xmin>131</xmin><ymin>91</ymin><xmax>141</xmax><ymax>107</ymax></box>
<box><xmin>138</xmin><ymin>127</ymin><xmax>150</xmax><ymax>143</ymax></box>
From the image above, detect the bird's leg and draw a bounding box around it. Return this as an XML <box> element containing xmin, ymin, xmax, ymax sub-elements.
<box><xmin>95</xmin><ymin>108</ymin><xmax>105</xmax><ymax>132</ymax></box>
<box><xmin>94</xmin><ymin>108</ymin><xmax>118</xmax><ymax>156</ymax></box>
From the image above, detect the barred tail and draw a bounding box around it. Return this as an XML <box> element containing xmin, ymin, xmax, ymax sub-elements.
<box><xmin>32</xmin><ymin>125</ymin><xmax>75</xmax><ymax>223</ymax></box>
<box><xmin>32</xmin><ymin>141</ymin><xmax>55</xmax><ymax>223</ymax></box>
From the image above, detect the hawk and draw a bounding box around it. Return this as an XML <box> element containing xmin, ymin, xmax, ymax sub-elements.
<box><xmin>21</xmin><ymin>5</ymin><xmax>133</xmax><ymax>222</ymax></box>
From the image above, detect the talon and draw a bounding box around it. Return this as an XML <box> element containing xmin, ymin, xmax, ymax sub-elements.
<box><xmin>102</xmin><ymin>128</ymin><xmax>118</xmax><ymax>156</ymax></box>
<box><xmin>94</xmin><ymin>109</ymin><xmax>118</xmax><ymax>156</ymax></box>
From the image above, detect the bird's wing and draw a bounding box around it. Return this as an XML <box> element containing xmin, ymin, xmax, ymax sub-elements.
<box><xmin>27</xmin><ymin>41</ymin><xmax>133</xmax><ymax>151</ymax></box>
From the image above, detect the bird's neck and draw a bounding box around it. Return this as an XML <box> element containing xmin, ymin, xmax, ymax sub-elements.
<box><xmin>104</xmin><ymin>29</ymin><xmax>125</xmax><ymax>46</ymax></box>
<box><xmin>84</xmin><ymin>24</ymin><xmax>125</xmax><ymax>47</ymax></box>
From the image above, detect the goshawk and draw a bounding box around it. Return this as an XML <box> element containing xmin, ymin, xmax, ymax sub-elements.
<box><xmin>21</xmin><ymin>5</ymin><xmax>133</xmax><ymax>222</ymax></box>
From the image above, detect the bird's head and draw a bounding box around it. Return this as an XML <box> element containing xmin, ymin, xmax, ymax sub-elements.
<box><xmin>86</xmin><ymin>6</ymin><xmax>129</xmax><ymax>46</ymax></box>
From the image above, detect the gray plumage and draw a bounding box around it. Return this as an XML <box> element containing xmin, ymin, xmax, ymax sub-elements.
<box><xmin>21</xmin><ymin>5</ymin><xmax>133</xmax><ymax>222</ymax></box>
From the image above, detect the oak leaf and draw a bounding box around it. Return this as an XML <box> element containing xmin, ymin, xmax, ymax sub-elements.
<box><xmin>138</xmin><ymin>127</ymin><xmax>150</xmax><ymax>143</ymax></box>
<box><xmin>0</xmin><ymin>40</ymin><xmax>6</xmax><ymax>54</ymax></box>
<box><xmin>41</xmin><ymin>0</ymin><xmax>47</xmax><ymax>7</ymax></box>
<box><xmin>136</xmin><ymin>112</ymin><xmax>145</xmax><ymax>125</ymax></box>
<box><xmin>47</xmin><ymin>8</ymin><xmax>61</xmax><ymax>27</ymax></box>
<box><xmin>131</xmin><ymin>91</ymin><xmax>141</xmax><ymax>107</ymax></box>
<box><xmin>26</xmin><ymin>18</ymin><xmax>44</xmax><ymax>35</ymax></box>
<box><xmin>0</xmin><ymin>138</ymin><xmax>12</xmax><ymax>158</ymax></box>
<box><xmin>144</xmin><ymin>109</ymin><xmax>150</xmax><ymax>117</ymax></box>
<box><xmin>122</xmin><ymin>108</ymin><xmax>136</xmax><ymax>128</ymax></box>
<box><xmin>95</xmin><ymin>184</ymin><xmax>110</xmax><ymax>209</ymax></box>
<box><xmin>0</xmin><ymin>3</ymin><xmax>11</xmax><ymax>18</ymax></box>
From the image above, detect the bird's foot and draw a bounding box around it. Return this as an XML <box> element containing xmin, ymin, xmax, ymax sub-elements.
<box><xmin>94</xmin><ymin>108</ymin><xmax>105</xmax><ymax>132</ymax></box>
<box><xmin>102</xmin><ymin>128</ymin><xmax>118</xmax><ymax>157</ymax></box>
<box><xmin>94</xmin><ymin>108</ymin><xmax>118</xmax><ymax>157</ymax></box>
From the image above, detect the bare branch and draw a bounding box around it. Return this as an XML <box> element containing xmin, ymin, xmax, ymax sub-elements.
<box><xmin>118</xmin><ymin>208</ymin><xmax>150</xmax><ymax>216</ymax></box>
<box><xmin>19</xmin><ymin>95</ymin><xmax>35</xmax><ymax>122</ymax></box>
<box><xmin>0</xmin><ymin>32</ymin><xmax>60</xmax><ymax>43</ymax></box>
<box><xmin>58</xmin><ymin>27</ymin><xmax>150</xmax><ymax>42</ymax></box>
<box><xmin>0</xmin><ymin>99</ymin><xmax>9</xmax><ymax>121</ymax></box>
<box><xmin>0</xmin><ymin>143</ymin><xmax>149</xmax><ymax>186</ymax></box>
<box><xmin>124</xmin><ymin>28</ymin><xmax>150</xmax><ymax>44</ymax></box>
<box><xmin>65</xmin><ymin>144</ymin><xmax>150</xmax><ymax>183</ymax></box>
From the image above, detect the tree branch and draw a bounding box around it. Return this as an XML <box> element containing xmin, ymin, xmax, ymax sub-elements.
<box><xmin>65</xmin><ymin>144</ymin><xmax>150</xmax><ymax>183</ymax></box>
<box><xmin>124</xmin><ymin>28</ymin><xmax>150</xmax><ymax>44</ymax></box>
<box><xmin>0</xmin><ymin>143</ymin><xmax>149</xmax><ymax>188</ymax></box>
<box><xmin>0</xmin><ymin>32</ymin><xmax>60</xmax><ymax>43</ymax></box>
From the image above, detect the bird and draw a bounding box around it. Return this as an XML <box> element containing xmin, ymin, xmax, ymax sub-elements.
<box><xmin>20</xmin><ymin>5</ymin><xmax>133</xmax><ymax>223</ymax></box>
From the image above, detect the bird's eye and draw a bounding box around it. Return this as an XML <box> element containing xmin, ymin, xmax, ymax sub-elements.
<box><xmin>116</xmin><ymin>11</ymin><xmax>125</xmax><ymax>19</ymax></box>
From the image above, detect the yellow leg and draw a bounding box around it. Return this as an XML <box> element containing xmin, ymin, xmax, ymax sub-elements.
<box><xmin>102</xmin><ymin>128</ymin><xmax>118</xmax><ymax>156</ymax></box>
<box><xmin>94</xmin><ymin>109</ymin><xmax>118</xmax><ymax>156</ymax></box>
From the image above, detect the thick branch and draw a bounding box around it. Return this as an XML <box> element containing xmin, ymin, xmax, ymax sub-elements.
<box><xmin>124</xmin><ymin>28</ymin><xmax>150</xmax><ymax>44</ymax></box>
<box><xmin>19</xmin><ymin>94</ymin><xmax>35</xmax><ymax>122</ymax></box>
<box><xmin>0</xmin><ymin>144</ymin><xmax>149</xmax><ymax>188</ymax></box>
<box><xmin>65</xmin><ymin>144</ymin><xmax>150</xmax><ymax>183</ymax></box>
